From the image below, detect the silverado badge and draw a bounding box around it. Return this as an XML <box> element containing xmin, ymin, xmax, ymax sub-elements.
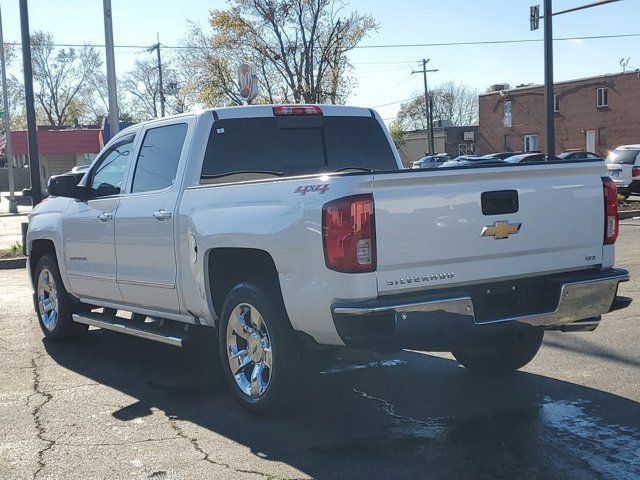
<box><xmin>481</xmin><ymin>221</ymin><xmax>521</xmax><ymax>240</ymax></box>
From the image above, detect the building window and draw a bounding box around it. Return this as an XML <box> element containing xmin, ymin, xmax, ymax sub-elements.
<box><xmin>598</xmin><ymin>127</ymin><xmax>607</xmax><ymax>145</ymax></box>
<box><xmin>503</xmin><ymin>101</ymin><xmax>512</xmax><ymax>128</ymax></box>
<box><xmin>553</xmin><ymin>94</ymin><xmax>559</xmax><ymax>112</ymax></box>
<box><xmin>596</xmin><ymin>87</ymin><xmax>608</xmax><ymax>107</ymax></box>
<box><xmin>524</xmin><ymin>134</ymin><xmax>539</xmax><ymax>152</ymax></box>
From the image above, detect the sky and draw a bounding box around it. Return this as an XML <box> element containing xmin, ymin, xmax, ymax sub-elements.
<box><xmin>1</xmin><ymin>0</ymin><xmax>638</xmax><ymax>123</ymax></box>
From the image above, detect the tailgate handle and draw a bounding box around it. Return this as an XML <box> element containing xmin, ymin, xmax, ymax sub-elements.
<box><xmin>481</xmin><ymin>190</ymin><xmax>519</xmax><ymax>215</ymax></box>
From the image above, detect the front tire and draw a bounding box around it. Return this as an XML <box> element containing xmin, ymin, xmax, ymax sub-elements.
<box><xmin>218</xmin><ymin>281</ymin><xmax>298</xmax><ymax>414</ymax></box>
<box><xmin>33</xmin><ymin>254</ymin><xmax>88</xmax><ymax>342</ymax></box>
<box><xmin>452</xmin><ymin>329</ymin><xmax>544</xmax><ymax>373</ymax></box>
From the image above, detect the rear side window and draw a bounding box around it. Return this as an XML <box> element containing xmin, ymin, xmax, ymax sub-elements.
<box><xmin>201</xmin><ymin>116</ymin><xmax>397</xmax><ymax>178</ymax></box>
<box><xmin>607</xmin><ymin>149</ymin><xmax>640</xmax><ymax>165</ymax></box>
<box><xmin>132</xmin><ymin>123</ymin><xmax>188</xmax><ymax>193</ymax></box>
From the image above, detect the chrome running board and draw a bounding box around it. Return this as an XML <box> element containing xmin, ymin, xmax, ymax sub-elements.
<box><xmin>72</xmin><ymin>312</ymin><xmax>186</xmax><ymax>347</ymax></box>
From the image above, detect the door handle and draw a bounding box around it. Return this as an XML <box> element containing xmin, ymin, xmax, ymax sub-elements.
<box><xmin>152</xmin><ymin>209</ymin><xmax>172</xmax><ymax>221</ymax></box>
<box><xmin>97</xmin><ymin>211</ymin><xmax>113</xmax><ymax>222</ymax></box>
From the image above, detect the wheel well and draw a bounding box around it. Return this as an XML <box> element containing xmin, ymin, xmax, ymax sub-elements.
<box><xmin>208</xmin><ymin>248</ymin><xmax>282</xmax><ymax>319</ymax></box>
<box><xmin>29</xmin><ymin>239</ymin><xmax>57</xmax><ymax>281</ymax></box>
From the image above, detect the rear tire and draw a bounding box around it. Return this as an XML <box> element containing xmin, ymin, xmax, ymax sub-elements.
<box><xmin>218</xmin><ymin>280</ymin><xmax>298</xmax><ymax>414</ymax></box>
<box><xmin>33</xmin><ymin>254</ymin><xmax>88</xmax><ymax>342</ymax></box>
<box><xmin>452</xmin><ymin>329</ymin><xmax>544</xmax><ymax>373</ymax></box>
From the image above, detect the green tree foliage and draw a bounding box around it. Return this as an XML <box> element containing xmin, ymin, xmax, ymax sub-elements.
<box><xmin>388</xmin><ymin>120</ymin><xmax>406</xmax><ymax>150</ymax></box>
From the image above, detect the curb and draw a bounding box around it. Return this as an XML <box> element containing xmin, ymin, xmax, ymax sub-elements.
<box><xmin>619</xmin><ymin>210</ymin><xmax>640</xmax><ymax>220</ymax></box>
<box><xmin>0</xmin><ymin>257</ymin><xmax>26</xmax><ymax>269</ymax></box>
<box><xmin>0</xmin><ymin>212</ymin><xmax>30</xmax><ymax>218</ymax></box>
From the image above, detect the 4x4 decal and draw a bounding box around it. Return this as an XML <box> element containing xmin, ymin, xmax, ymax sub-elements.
<box><xmin>295</xmin><ymin>184</ymin><xmax>330</xmax><ymax>195</ymax></box>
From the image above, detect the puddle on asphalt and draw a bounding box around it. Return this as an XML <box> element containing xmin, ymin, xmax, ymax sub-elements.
<box><xmin>540</xmin><ymin>396</ymin><xmax>640</xmax><ymax>478</ymax></box>
<box><xmin>318</xmin><ymin>359</ymin><xmax>407</xmax><ymax>375</ymax></box>
<box><xmin>344</xmin><ymin>388</ymin><xmax>640</xmax><ymax>477</ymax></box>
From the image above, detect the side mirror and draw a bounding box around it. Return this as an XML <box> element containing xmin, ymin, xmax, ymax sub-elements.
<box><xmin>47</xmin><ymin>172</ymin><xmax>92</xmax><ymax>200</ymax></box>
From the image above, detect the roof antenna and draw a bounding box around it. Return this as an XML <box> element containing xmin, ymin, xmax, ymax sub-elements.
<box><xmin>620</xmin><ymin>57</ymin><xmax>630</xmax><ymax>72</ymax></box>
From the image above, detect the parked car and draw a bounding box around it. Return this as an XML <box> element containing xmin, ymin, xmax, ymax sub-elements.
<box><xmin>480</xmin><ymin>152</ymin><xmax>522</xmax><ymax>160</ymax></box>
<box><xmin>27</xmin><ymin>104</ymin><xmax>630</xmax><ymax>413</ymax></box>
<box><xmin>605</xmin><ymin>145</ymin><xmax>640</xmax><ymax>197</ymax></box>
<box><xmin>439</xmin><ymin>154</ymin><xmax>503</xmax><ymax>168</ymax></box>
<box><xmin>504</xmin><ymin>153</ymin><xmax>547</xmax><ymax>164</ymax></box>
<box><xmin>411</xmin><ymin>154</ymin><xmax>451</xmax><ymax>169</ymax></box>
<box><xmin>558</xmin><ymin>151</ymin><xmax>603</xmax><ymax>161</ymax></box>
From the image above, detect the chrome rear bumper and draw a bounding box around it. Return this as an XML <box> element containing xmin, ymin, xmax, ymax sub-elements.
<box><xmin>331</xmin><ymin>268</ymin><xmax>630</xmax><ymax>351</ymax></box>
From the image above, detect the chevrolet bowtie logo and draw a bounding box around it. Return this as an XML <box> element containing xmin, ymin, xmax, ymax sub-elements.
<box><xmin>481</xmin><ymin>221</ymin><xmax>522</xmax><ymax>239</ymax></box>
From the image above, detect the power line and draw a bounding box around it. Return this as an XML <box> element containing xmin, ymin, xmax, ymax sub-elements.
<box><xmin>372</xmin><ymin>97</ymin><xmax>414</xmax><ymax>108</ymax></box>
<box><xmin>3</xmin><ymin>32</ymin><xmax>640</xmax><ymax>51</ymax></box>
<box><xmin>353</xmin><ymin>32</ymin><xmax>640</xmax><ymax>49</ymax></box>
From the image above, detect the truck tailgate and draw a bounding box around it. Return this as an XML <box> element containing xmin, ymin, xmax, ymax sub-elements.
<box><xmin>373</xmin><ymin>162</ymin><xmax>606</xmax><ymax>294</ymax></box>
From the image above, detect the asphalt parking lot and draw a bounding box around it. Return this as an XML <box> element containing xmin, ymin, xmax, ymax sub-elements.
<box><xmin>1</xmin><ymin>223</ymin><xmax>639</xmax><ymax>479</ymax></box>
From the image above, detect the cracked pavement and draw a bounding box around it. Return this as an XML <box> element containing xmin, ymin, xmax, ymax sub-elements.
<box><xmin>1</xmin><ymin>220</ymin><xmax>640</xmax><ymax>479</ymax></box>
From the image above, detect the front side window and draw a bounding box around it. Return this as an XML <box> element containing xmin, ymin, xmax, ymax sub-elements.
<box><xmin>597</xmin><ymin>87</ymin><xmax>608</xmax><ymax>107</ymax></box>
<box><xmin>131</xmin><ymin>123</ymin><xmax>188</xmax><ymax>193</ymax></box>
<box><xmin>89</xmin><ymin>137</ymin><xmax>135</xmax><ymax>197</ymax></box>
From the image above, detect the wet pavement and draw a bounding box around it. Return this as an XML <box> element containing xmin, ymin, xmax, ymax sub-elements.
<box><xmin>1</xmin><ymin>220</ymin><xmax>639</xmax><ymax>479</ymax></box>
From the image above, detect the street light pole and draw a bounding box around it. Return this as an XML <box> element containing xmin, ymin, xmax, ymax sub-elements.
<box><xmin>103</xmin><ymin>0</ymin><xmax>119</xmax><ymax>138</ymax></box>
<box><xmin>0</xmin><ymin>5</ymin><xmax>17</xmax><ymax>213</ymax></box>
<box><xmin>19</xmin><ymin>0</ymin><xmax>41</xmax><ymax>205</ymax></box>
<box><xmin>543</xmin><ymin>0</ymin><xmax>555</xmax><ymax>158</ymax></box>
<box><xmin>531</xmin><ymin>0</ymin><xmax>621</xmax><ymax>158</ymax></box>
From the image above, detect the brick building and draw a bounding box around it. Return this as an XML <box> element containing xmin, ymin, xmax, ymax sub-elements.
<box><xmin>477</xmin><ymin>71</ymin><xmax>640</xmax><ymax>156</ymax></box>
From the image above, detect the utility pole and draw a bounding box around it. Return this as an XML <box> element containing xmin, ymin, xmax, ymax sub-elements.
<box><xmin>412</xmin><ymin>59</ymin><xmax>438</xmax><ymax>155</ymax></box>
<box><xmin>0</xmin><ymin>5</ymin><xmax>16</xmax><ymax>213</ymax></box>
<box><xmin>103</xmin><ymin>0</ymin><xmax>119</xmax><ymax>138</ymax></box>
<box><xmin>543</xmin><ymin>0</ymin><xmax>555</xmax><ymax>158</ymax></box>
<box><xmin>19</xmin><ymin>0</ymin><xmax>41</xmax><ymax>205</ymax></box>
<box><xmin>148</xmin><ymin>34</ymin><xmax>165</xmax><ymax>118</ymax></box>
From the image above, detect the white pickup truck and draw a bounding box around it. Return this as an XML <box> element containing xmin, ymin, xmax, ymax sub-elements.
<box><xmin>27</xmin><ymin>105</ymin><xmax>631</xmax><ymax>412</ymax></box>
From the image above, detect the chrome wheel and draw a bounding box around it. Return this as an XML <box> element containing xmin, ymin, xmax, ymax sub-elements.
<box><xmin>37</xmin><ymin>268</ymin><xmax>58</xmax><ymax>332</ymax></box>
<box><xmin>226</xmin><ymin>303</ymin><xmax>273</xmax><ymax>398</ymax></box>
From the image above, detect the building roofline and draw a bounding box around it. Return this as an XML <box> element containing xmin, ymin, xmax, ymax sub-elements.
<box><xmin>480</xmin><ymin>69</ymin><xmax>640</xmax><ymax>97</ymax></box>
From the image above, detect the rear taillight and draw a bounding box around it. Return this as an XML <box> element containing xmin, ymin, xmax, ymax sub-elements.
<box><xmin>273</xmin><ymin>105</ymin><xmax>322</xmax><ymax>116</ymax></box>
<box><xmin>602</xmin><ymin>177</ymin><xmax>619</xmax><ymax>245</ymax></box>
<box><xmin>322</xmin><ymin>194</ymin><xmax>376</xmax><ymax>273</ymax></box>
<box><xmin>632</xmin><ymin>166</ymin><xmax>640</xmax><ymax>177</ymax></box>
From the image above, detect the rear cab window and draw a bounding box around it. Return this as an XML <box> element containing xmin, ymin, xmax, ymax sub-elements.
<box><xmin>200</xmin><ymin>115</ymin><xmax>397</xmax><ymax>181</ymax></box>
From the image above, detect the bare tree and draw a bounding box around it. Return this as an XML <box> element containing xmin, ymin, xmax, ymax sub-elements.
<box><xmin>396</xmin><ymin>81</ymin><xmax>479</xmax><ymax>131</ymax></box>
<box><xmin>31</xmin><ymin>31</ymin><xmax>102</xmax><ymax>126</ymax></box>
<box><xmin>121</xmin><ymin>56</ymin><xmax>188</xmax><ymax>122</ymax></box>
<box><xmin>121</xmin><ymin>58</ymin><xmax>160</xmax><ymax>120</ymax></box>
<box><xmin>180</xmin><ymin>0</ymin><xmax>377</xmax><ymax>106</ymax></box>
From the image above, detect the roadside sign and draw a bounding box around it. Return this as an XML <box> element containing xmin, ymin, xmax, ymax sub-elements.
<box><xmin>238</xmin><ymin>62</ymin><xmax>259</xmax><ymax>103</ymax></box>
<box><xmin>530</xmin><ymin>5</ymin><xmax>540</xmax><ymax>30</ymax></box>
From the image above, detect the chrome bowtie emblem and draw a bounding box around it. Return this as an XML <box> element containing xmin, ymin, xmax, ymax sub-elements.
<box><xmin>481</xmin><ymin>221</ymin><xmax>521</xmax><ymax>239</ymax></box>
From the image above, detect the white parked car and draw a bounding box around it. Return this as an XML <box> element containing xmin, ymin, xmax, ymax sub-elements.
<box><xmin>27</xmin><ymin>105</ymin><xmax>631</xmax><ymax>413</ymax></box>
<box><xmin>606</xmin><ymin>145</ymin><xmax>640</xmax><ymax>197</ymax></box>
